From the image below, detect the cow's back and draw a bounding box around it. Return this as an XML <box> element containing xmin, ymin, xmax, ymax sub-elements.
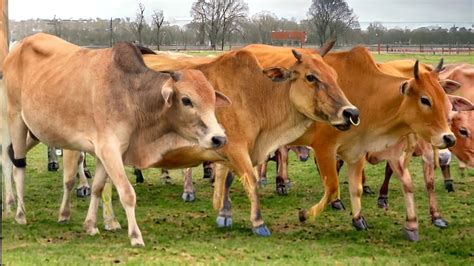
<box><xmin>4</xmin><ymin>33</ymin><xmax>111</xmax><ymax>151</ymax></box>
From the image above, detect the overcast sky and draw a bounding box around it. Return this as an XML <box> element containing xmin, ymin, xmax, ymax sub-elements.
<box><xmin>9</xmin><ymin>0</ymin><xmax>474</xmax><ymax>27</ymax></box>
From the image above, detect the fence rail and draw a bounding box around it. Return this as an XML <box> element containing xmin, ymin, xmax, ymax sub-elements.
<box><xmin>362</xmin><ymin>44</ymin><xmax>472</xmax><ymax>55</ymax></box>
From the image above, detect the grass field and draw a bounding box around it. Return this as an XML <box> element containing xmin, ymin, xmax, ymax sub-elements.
<box><xmin>2</xmin><ymin>52</ymin><xmax>474</xmax><ymax>265</ymax></box>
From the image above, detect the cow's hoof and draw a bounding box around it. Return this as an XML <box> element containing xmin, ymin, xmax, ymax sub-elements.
<box><xmin>363</xmin><ymin>185</ymin><xmax>374</xmax><ymax>195</ymax></box>
<box><xmin>15</xmin><ymin>213</ymin><xmax>27</xmax><ymax>225</ymax></box>
<box><xmin>76</xmin><ymin>186</ymin><xmax>91</xmax><ymax>198</ymax></box>
<box><xmin>203</xmin><ymin>167</ymin><xmax>213</xmax><ymax>179</ymax></box>
<box><xmin>58</xmin><ymin>217</ymin><xmax>70</xmax><ymax>224</ymax></box>
<box><xmin>162</xmin><ymin>177</ymin><xmax>172</xmax><ymax>185</ymax></box>
<box><xmin>135</xmin><ymin>176</ymin><xmax>144</xmax><ymax>183</ymax></box>
<box><xmin>444</xmin><ymin>180</ymin><xmax>454</xmax><ymax>193</ymax></box>
<box><xmin>131</xmin><ymin>237</ymin><xmax>145</xmax><ymax>247</ymax></box>
<box><xmin>404</xmin><ymin>228</ymin><xmax>419</xmax><ymax>242</ymax></box>
<box><xmin>216</xmin><ymin>215</ymin><xmax>233</xmax><ymax>228</ymax></box>
<box><xmin>276</xmin><ymin>184</ymin><xmax>288</xmax><ymax>196</ymax></box>
<box><xmin>432</xmin><ymin>217</ymin><xmax>448</xmax><ymax>229</ymax></box>
<box><xmin>258</xmin><ymin>178</ymin><xmax>267</xmax><ymax>187</ymax></box>
<box><xmin>86</xmin><ymin>227</ymin><xmax>100</xmax><ymax>236</ymax></box>
<box><xmin>331</xmin><ymin>199</ymin><xmax>345</xmax><ymax>210</ymax></box>
<box><xmin>84</xmin><ymin>168</ymin><xmax>92</xmax><ymax>179</ymax></box>
<box><xmin>298</xmin><ymin>210</ymin><xmax>308</xmax><ymax>222</ymax></box>
<box><xmin>377</xmin><ymin>196</ymin><xmax>389</xmax><ymax>209</ymax></box>
<box><xmin>182</xmin><ymin>191</ymin><xmax>196</xmax><ymax>202</ymax></box>
<box><xmin>48</xmin><ymin>161</ymin><xmax>59</xmax><ymax>172</ymax></box>
<box><xmin>252</xmin><ymin>224</ymin><xmax>271</xmax><ymax>237</ymax></box>
<box><xmin>104</xmin><ymin>219</ymin><xmax>122</xmax><ymax>231</ymax></box>
<box><xmin>285</xmin><ymin>180</ymin><xmax>293</xmax><ymax>188</ymax></box>
<box><xmin>352</xmin><ymin>216</ymin><xmax>368</xmax><ymax>230</ymax></box>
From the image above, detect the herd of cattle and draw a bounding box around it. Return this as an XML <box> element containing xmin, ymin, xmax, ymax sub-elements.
<box><xmin>1</xmin><ymin>33</ymin><xmax>473</xmax><ymax>247</ymax></box>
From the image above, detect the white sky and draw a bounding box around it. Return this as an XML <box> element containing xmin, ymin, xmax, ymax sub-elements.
<box><xmin>9</xmin><ymin>0</ymin><xmax>474</xmax><ymax>25</ymax></box>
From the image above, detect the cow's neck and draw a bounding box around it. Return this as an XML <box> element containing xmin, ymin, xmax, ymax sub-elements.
<box><xmin>250</xmin><ymin>83</ymin><xmax>313</xmax><ymax>165</ymax></box>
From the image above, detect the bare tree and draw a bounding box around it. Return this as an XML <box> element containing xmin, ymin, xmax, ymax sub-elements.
<box><xmin>307</xmin><ymin>0</ymin><xmax>359</xmax><ymax>45</ymax></box>
<box><xmin>130</xmin><ymin>2</ymin><xmax>146</xmax><ymax>44</ymax></box>
<box><xmin>191</xmin><ymin>0</ymin><xmax>248</xmax><ymax>50</ymax></box>
<box><xmin>219</xmin><ymin>0</ymin><xmax>248</xmax><ymax>50</ymax></box>
<box><xmin>152</xmin><ymin>10</ymin><xmax>165</xmax><ymax>50</ymax></box>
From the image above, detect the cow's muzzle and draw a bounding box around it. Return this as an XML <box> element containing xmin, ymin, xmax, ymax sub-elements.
<box><xmin>211</xmin><ymin>136</ymin><xmax>227</xmax><ymax>149</ymax></box>
<box><xmin>343</xmin><ymin>107</ymin><xmax>360</xmax><ymax>126</ymax></box>
<box><xmin>333</xmin><ymin>107</ymin><xmax>360</xmax><ymax>131</ymax></box>
<box><xmin>442</xmin><ymin>134</ymin><xmax>456</xmax><ymax>148</ymax></box>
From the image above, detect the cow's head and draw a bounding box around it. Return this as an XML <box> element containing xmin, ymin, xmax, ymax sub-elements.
<box><xmin>289</xmin><ymin>146</ymin><xmax>311</xmax><ymax>162</ymax></box>
<box><xmin>399</xmin><ymin>60</ymin><xmax>466</xmax><ymax>149</ymax></box>
<box><xmin>161</xmin><ymin>69</ymin><xmax>231</xmax><ymax>149</ymax></box>
<box><xmin>262</xmin><ymin>40</ymin><xmax>360</xmax><ymax>131</ymax></box>
<box><xmin>449</xmin><ymin>110</ymin><xmax>474</xmax><ymax>167</ymax></box>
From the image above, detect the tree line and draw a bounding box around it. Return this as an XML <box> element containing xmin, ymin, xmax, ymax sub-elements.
<box><xmin>9</xmin><ymin>0</ymin><xmax>474</xmax><ymax>49</ymax></box>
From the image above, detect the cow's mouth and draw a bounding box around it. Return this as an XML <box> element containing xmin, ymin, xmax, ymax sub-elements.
<box><xmin>334</xmin><ymin>123</ymin><xmax>351</xmax><ymax>131</ymax></box>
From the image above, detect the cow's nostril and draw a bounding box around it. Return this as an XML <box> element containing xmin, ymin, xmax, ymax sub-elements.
<box><xmin>443</xmin><ymin>134</ymin><xmax>456</xmax><ymax>148</ymax></box>
<box><xmin>342</xmin><ymin>108</ymin><xmax>360</xmax><ymax>126</ymax></box>
<box><xmin>211</xmin><ymin>136</ymin><xmax>227</xmax><ymax>149</ymax></box>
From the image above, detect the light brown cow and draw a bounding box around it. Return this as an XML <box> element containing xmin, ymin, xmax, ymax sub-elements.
<box><xmin>2</xmin><ymin>33</ymin><xmax>231</xmax><ymax>246</ymax></box>
<box><xmin>216</xmin><ymin>44</ymin><xmax>459</xmax><ymax>241</ymax></box>
<box><xmin>59</xmin><ymin>40</ymin><xmax>359</xmax><ymax>238</ymax></box>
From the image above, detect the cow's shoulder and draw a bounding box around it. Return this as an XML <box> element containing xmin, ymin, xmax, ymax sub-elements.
<box><xmin>113</xmin><ymin>42</ymin><xmax>147</xmax><ymax>74</ymax></box>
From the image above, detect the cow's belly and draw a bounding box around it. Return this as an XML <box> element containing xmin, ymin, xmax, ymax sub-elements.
<box><xmin>338</xmin><ymin>133</ymin><xmax>402</xmax><ymax>163</ymax></box>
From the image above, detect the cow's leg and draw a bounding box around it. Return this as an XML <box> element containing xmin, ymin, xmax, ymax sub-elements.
<box><xmin>161</xmin><ymin>168</ymin><xmax>172</xmax><ymax>184</ymax></box>
<box><xmin>84</xmin><ymin>159</ymin><xmax>107</xmax><ymax>236</ymax></box>
<box><xmin>347</xmin><ymin>158</ymin><xmax>368</xmax><ymax>230</ymax></box>
<box><xmin>94</xmin><ymin>143</ymin><xmax>144</xmax><ymax>246</ymax></box>
<box><xmin>377</xmin><ymin>162</ymin><xmax>393</xmax><ymax>209</ymax></box>
<box><xmin>441</xmin><ymin>165</ymin><xmax>454</xmax><ymax>192</ymax></box>
<box><xmin>3</xmin><ymin>129</ymin><xmax>15</xmax><ymax>216</ymax></box>
<box><xmin>276</xmin><ymin>146</ymin><xmax>290</xmax><ymax>195</ymax></box>
<box><xmin>362</xmin><ymin>169</ymin><xmax>374</xmax><ymax>195</ymax></box>
<box><xmin>102</xmin><ymin>178</ymin><xmax>121</xmax><ymax>231</ymax></box>
<box><xmin>458</xmin><ymin>161</ymin><xmax>467</xmax><ymax>177</ymax></box>
<box><xmin>214</xmin><ymin>164</ymin><xmax>233</xmax><ymax>228</ymax></box>
<box><xmin>215</xmin><ymin>149</ymin><xmax>270</xmax><ymax>236</ymax></box>
<box><xmin>7</xmin><ymin>111</ymin><xmax>30</xmax><ymax>224</ymax></box>
<box><xmin>300</xmin><ymin>145</ymin><xmax>339</xmax><ymax>221</ymax></box>
<box><xmin>58</xmin><ymin>150</ymin><xmax>82</xmax><ymax>223</ymax></box>
<box><xmin>47</xmin><ymin>146</ymin><xmax>59</xmax><ymax>171</ymax></box>
<box><xmin>134</xmin><ymin>168</ymin><xmax>144</xmax><ymax>183</ymax></box>
<box><xmin>76</xmin><ymin>152</ymin><xmax>91</xmax><ymax>198</ymax></box>
<box><xmin>422</xmin><ymin>160</ymin><xmax>448</xmax><ymax>228</ymax></box>
<box><xmin>203</xmin><ymin>161</ymin><xmax>213</xmax><ymax>179</ymax></box>
<box><xmin>182</xmin><ymin>168</ymin><xmax>196</xmax><ymax>202</ymax></box>
<box><xmin>257</xmin><ymin>162</ymin><xmax>268</xmax><ymax>187</ymax></box>
<box><xmin>330</xmin><ymin>157</ymin><xmax>345</xmax><ymax>210</ymax></box>
<box><xmin>388</xmin><ymin>158</ymin><xmax>419</xmax><ymax>241</ymax></box>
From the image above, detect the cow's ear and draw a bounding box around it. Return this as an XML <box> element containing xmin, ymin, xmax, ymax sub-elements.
<box><xmin>449</xmin><ymin>95</ymin><xmax>474</xmax><ymax>111</ymax></box>
<box><xmin>439</xmin><ymin>79</ymin><xmax>461</xmax><ymax>94</ymax></box>
<box><xmin>215</xmin><ymin>91</ymin><xmax>231</xmax><ymax>108</ymax></box>
<box><xmin>400</xmin><ymin>80</ymin><xmax>410</xmax><ymax>95</ymax></box>
<box><xmin>162</xmin><ymin>81</ymin><xmax>174</xmax><ymax>107</ymax></box>
<box><xmin>263</xmin><ymin>67</ymin><xmax>293</xmax><ymax>82</ymax></box>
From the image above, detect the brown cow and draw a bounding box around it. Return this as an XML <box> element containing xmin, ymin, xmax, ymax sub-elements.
<box><xmin>58</xmin><ymin>40</ymin><xmax>359</xmax><ymax>238</ymax></box>
<box><xmin>2</xmin><ymin>33</ymin><xmax>231</xmax><ymax>246</ymax></box>
<box><xmin>215</xmin><ymin>44</ymin><xmax>460</xmax><ymax>241</ymax></box>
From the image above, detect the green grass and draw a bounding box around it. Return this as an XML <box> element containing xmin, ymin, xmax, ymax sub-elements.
<box><xmin>2</xmin><ymin>144</ymin><xmax>474</xmax><ymax>265</ymax></box>
<box><xmin>371</xmin><ymin>53</ymin><xmax>474</xmax><ymax>65</ymax></box>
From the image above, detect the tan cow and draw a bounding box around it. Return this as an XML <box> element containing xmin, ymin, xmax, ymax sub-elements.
<box><xmin>215</xmin><ymin>44</ymin><xmax>460</xmax><ymax>241</ymax></box>
<box><xmin>58</xmin><ymin>40</ymin><xmax>360</xmax><ymax>238</ymax></box>
<box><xmin>2</xmin><ymin>33</ymin><xmax>231</xmax><ymax>246</ymax></box>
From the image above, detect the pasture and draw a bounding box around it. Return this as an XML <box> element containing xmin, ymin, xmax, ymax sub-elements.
<box><xmin>2</xmin><ymin>52</ymin><xmax>474</xmax><ymax>265</ymax></box>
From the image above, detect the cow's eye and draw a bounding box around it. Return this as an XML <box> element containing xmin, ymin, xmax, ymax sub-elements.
<box><xmin>420</xmin><ymin>96</ymin><xmax>431</xmax><ymax>107</ymax></box>
<box><xmin>306</xmin><ymin>74</ymin><xmax>317</xmax><ymax>82</ymax></box>
<box><xmin>459</xmin><ymin>127</ymin><xmax>469</xmax><ymax>138</ymax></box>
<box><xmin>181</xmin><ymin>97</ymin><xmax>193</xmax><ymax>107</ymax></box>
